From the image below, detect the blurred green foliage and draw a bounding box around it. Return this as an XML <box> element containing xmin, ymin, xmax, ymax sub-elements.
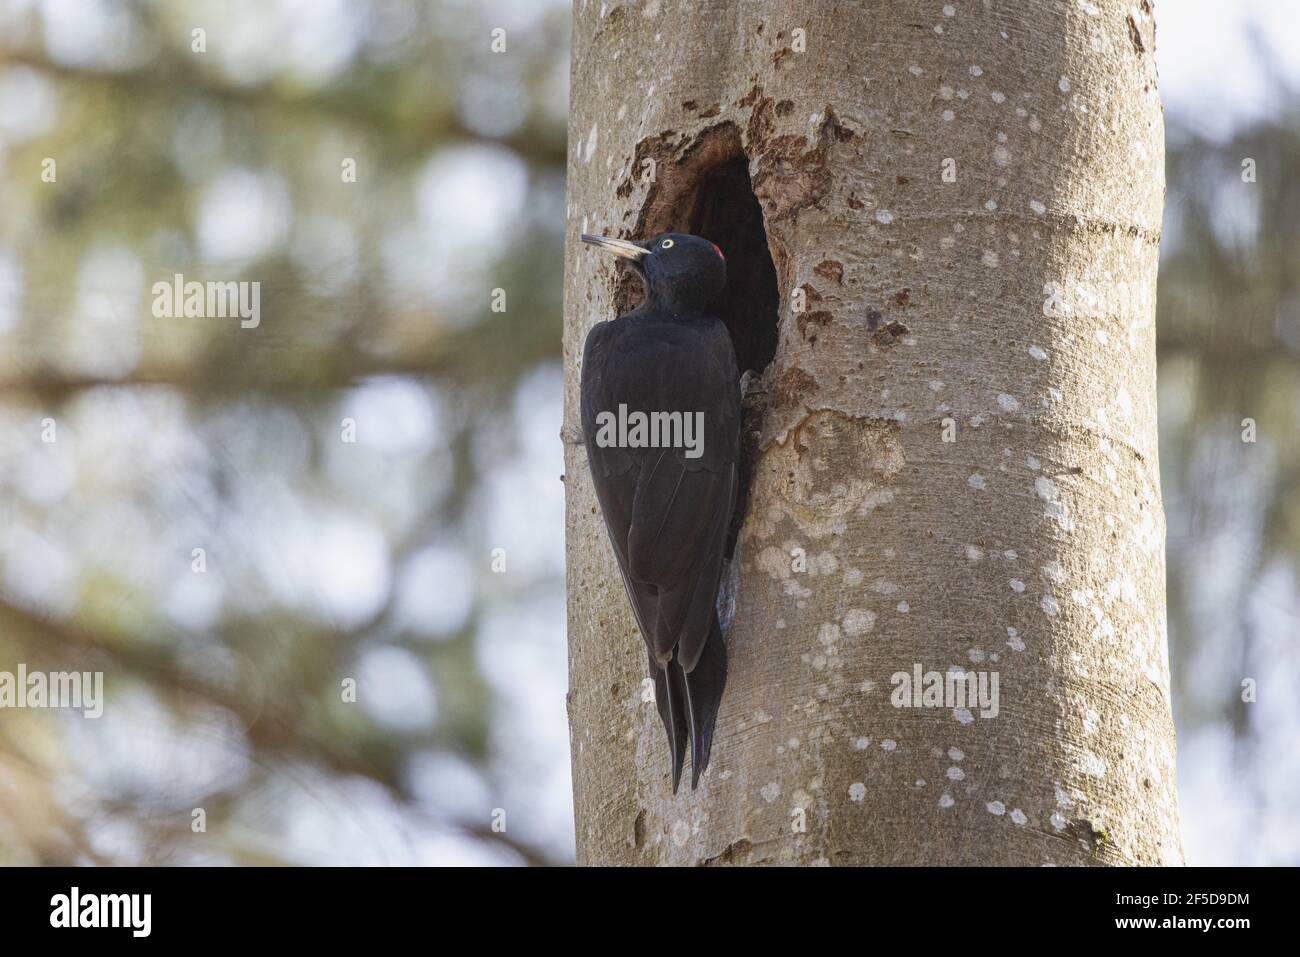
<box><xmin>1157</xmin><ymin>95</ymin><xmax>1300</xmax><ymax>862</ymax></box>
<box><xmin>0</xmin><ymin>0</ymin><xmax>570</xmax><ymax>865</ymax></box>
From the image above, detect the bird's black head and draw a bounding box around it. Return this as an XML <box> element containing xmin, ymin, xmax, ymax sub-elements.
<box><xmin>581</xmin><ymin>231</ymin><xmax>726</xmax><ymax>315</ymax></box>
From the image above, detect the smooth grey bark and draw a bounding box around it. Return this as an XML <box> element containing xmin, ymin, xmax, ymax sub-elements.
<box><xmin>561</xmin><ymin>0</ymin><xmax>1181</xmax><ymax>866</ymax></box>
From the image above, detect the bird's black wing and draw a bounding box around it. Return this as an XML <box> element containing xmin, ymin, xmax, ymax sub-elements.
<box><xmin>580</xmin><ymin>315</ymin><xmax>739</xmax><ymax>790</ymax></box>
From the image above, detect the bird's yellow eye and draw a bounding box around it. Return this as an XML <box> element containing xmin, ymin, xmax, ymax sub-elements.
<box><xmin>660</xmin><ymin>239</ymin><xmax>674</xmax><ymax>249</ymax></box>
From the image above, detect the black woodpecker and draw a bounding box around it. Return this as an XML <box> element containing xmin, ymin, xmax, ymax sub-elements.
<box><xmin>579</xmin><ymin>231</ymin><xmax>739</xmax><ymax>792</ymax></box>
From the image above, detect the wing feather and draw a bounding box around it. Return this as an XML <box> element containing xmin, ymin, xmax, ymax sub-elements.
<box><xmin>581</xmin><ymin>315</ymin><xmax>740</xmax><ymax>669</ymax></box>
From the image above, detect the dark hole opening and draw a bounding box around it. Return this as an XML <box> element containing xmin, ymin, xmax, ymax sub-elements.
<box><xmin>617</xmin><ymin>130</ymin><xmax>781</xmax><ymax>560</ymax></box>
<box><xmin>682</xmin><ymin>151</ymin><xmax>778</xmax><ymax>559</ymax></box>
<box><xmin>685</xmin><ymin>155</ymin><xmax>780</xmax><ymax>380</ymax></box>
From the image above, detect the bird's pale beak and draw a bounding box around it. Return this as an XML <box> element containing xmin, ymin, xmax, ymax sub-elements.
<box><xmin>580</xmin><ymin>234</ymin><xmax>648</xmax><ymax>261</ymax></box>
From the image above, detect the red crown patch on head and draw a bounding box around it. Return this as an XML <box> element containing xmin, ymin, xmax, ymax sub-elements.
<box><xmin>708</xmin><ymin>241</ymin><xmax>724</xmax><ymax>261</ymax></box>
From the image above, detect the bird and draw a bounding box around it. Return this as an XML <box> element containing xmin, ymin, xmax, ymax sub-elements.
<box><xmin>579</xmin><ymin>231</ymin><xmax>740</xmax><ymax>793</ymax></box>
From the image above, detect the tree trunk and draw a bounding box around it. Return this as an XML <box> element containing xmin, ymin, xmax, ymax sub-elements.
<box><xmin>561</xmin><ymin>0</ymin><xmax>1181</xmax><ymax>866</ymax></box>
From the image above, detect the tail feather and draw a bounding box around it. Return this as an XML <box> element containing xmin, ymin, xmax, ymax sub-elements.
<box><xmin>651</xmin><ymin>615</ymin><xmax>727</xmax><ymax>792</ymax></box>
<box><xmin>651</xmin><ymin>650</ymin><xmax>688</xmax><ymax>794</ymax></box>
<box><xmin>683</xmin><ymin>615</ymin><xmax>727</xmax><ymax>789</ymax></box>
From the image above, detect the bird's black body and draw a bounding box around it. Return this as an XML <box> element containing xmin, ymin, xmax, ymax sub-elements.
<box><xmin>579</xmin><ymin>232</ymin><xmax>739</xmax><ymax>792</ymax></box>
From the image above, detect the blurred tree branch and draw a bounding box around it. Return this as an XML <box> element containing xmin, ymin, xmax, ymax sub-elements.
<box><xmin>0</xmin><ymin>48</ymin><xmax>566</xmax><ymax>167</ymax></box>
<box><xmin>0</xmin><ymin>47</ymin><xmax>566</xmax><ymax>167</ymax></box>
<box><xmin>0</xmin><ymin>595</ymin><xmax>562</xmax><ymax>865</ymax></box>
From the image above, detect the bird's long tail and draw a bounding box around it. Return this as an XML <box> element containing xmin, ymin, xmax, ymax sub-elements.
<box><xmin>652</xmin><ymin>614</ymin><xmax>727</xmax><ymax>793</ymax></box>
